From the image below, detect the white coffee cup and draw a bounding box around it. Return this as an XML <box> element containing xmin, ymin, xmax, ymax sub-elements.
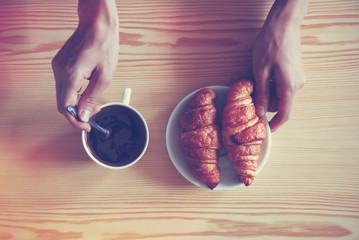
<box><xmin>82</xmin><ymin>88</ymin><xmax>149</xmax><ymax>169</ymax></box>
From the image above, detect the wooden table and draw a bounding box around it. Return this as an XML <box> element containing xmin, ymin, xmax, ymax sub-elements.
<box><xmin>1</xmin><ymin>1</ymin><xmax>359</xmax><ymax>239</ymax></box>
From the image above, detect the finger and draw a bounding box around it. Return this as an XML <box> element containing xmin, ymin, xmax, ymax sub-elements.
<box><xmin>54</xmin><ymin>74</ymin><xmax>63</xmax><ymax>114</ymax></box>
<box><xmin>64</xmin><ymin>111</ymin><xmax>92</xmax><ymax>132</ymax></box>
<box><xmin>253</xmin><ymin>66</ymin><xmax>271</xmax><ymax>116</ymax></box>
<box><xmin>63</xmin><ymin>93</ymin><xmax>91</xmax><ymax>132</ymax></box>
<box><xmin>59</xmin><ymin>74</ymin><xmax>91</xmax><ymax>132</ymax></box>
<box><xmin>58</xmin><ymin>72</ymin><xmax>81</xmax><ymax>111</ymax></box>
<box><xmin>78</xmin><ymin>69</ymin><xmax>110</xmax><ymax>122</ymax></box>
<box><xmin>269</xmin><ymin>90</ymin><xmax>293</xmax><ymax>132</ymax></box>
<box><xmin>269</xmin><ymin>66</ymin><xmax>295</xmax><ymax>132</ymax></box>
<box><xmin>267</xmin><ymin>80</ymin><xmax>278</xmax><ymax>112</ymax></box>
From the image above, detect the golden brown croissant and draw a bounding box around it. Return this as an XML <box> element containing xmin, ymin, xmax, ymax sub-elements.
<box><xmin>221</xmin><ymin>80</ymin><xmax>267</xmax><ymax>186</ymax></box>
<box><xmin>180</xmin><ymin>88</ymin><xmax>221</xmax><ymax>190</ymax></box>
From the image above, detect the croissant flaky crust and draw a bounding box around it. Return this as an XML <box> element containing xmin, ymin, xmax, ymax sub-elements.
<box><xmin>221</xmin><ymin>79</ymin><xmax>267</xmax><ymax>186</ymax></box>
<box><xmin>180</xmin><ymin>88</ymin><xmax>222</xmax><ymax>190</ymax></box>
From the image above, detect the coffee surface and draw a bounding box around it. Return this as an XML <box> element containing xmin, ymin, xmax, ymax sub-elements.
<box><xmin>87</xmin><ymin>106</ymin><xmax>147</xmax><ymax>166</ymax></box>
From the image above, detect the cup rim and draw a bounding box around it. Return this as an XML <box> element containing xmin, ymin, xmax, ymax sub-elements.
<box><xmin>81</xmin><ymin>102</ymin><xmax>149</xmax><ymax>169</ymax></box>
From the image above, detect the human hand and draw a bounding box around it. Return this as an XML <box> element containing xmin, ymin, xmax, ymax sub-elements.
<box><xmin>252</xmin><ymin>0</ymin><xmax>308</xmax><ymax>132</ymax></box>
<box><xmin>52</xmin><ymin>0</ymin><xmax>119</xmax><ymax>131</ymax></box>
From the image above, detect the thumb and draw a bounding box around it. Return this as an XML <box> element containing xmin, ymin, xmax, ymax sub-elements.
<box><xmin>253</xmin><ymin>70</ymin><xmax>271</xmax><ymax>116</ymax></box>
<box><xmin>78</xmin><ymin>71</ymin><xmax>109</xmax><ymax>122</ymax></box>
<box><xmin>78</xmin><ymin>95</ymin><xmax>96</xmax><ymax>122</ymax></box>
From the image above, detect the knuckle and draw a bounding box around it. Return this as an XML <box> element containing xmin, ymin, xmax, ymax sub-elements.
<box><xmin>276</xmin><ymin>113</ymin><xmax>290</xmax><ymax>127</ymax></box>
<box><xmin>66</xmin><ymin>80</ymin><xmax>80</xmax><ymax>93</ymax></box>
<box><xmin>299</xmin><ymin>76</ymin><xmax>306</xmax><ymax>88</ymax></box>
<box><xmin>51</xmin><ymin>58</ymin><xmax>58</xmax><ymax>71</ymax></box>
<box><xmin>57</xmin><ymin>105</ymin><xmax>62</xmax><ymax>114</ymax></box>
<box><xmin>254</xmin><ymin>70</ymin><xmax>267</xmax><ymax>82</ymax></box>
<box><xmin>101</xmin><ymin>78</ymin><xmax>111</xmax><ymax>87</ymax></box>
<box><xmin>255</xmin><ymin>90</ymin><xmax>269</xmax><ymax>101</ymax></box>
<box><xmin>98</xmin><ymin>74</ymin><xmax>112</xmax><ymax>86</ymax></box>
<box><xmin>295</xmin><ymin>76</ymin><xmax>306</xmax><ymax>91</ymax></box>
<box><xmin>292</xmin><ymin>74</ymin><xmax>306</xmax><ymax>92</ymax></box>
<box><xmin>83</xmin><ymin>96</ymin><xmax>97</xmax><ymax>105</ymax></box>
<box><xmin>57</xmin><ymin>103</ymin><xmax>65</xmax><ymax>114</ymax></box>
<box><xmin>286</xmin><ymin>79</ymin><xmax>304</xmax><ymax>95</ymax></box>
<box><xmin>283</xmin><ymin>113</ymin><xmax>291</xmax><ymax>122</ymax></box>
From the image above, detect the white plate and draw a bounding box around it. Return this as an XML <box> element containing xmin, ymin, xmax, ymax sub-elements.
<box><xmin>166</xmin><ymin>86</ymin><xmax>271</xmax><ymax>190</ymax></box>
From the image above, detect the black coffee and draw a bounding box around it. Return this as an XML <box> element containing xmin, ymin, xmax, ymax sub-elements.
<box><xmin>86</xmin><ymin>105</ymin><xmax>147</xmax><ymax>167</ymax></box>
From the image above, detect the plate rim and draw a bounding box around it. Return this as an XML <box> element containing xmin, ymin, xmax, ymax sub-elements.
<box><xmin>166</xmin><ymin>85</ymin><xmax>271</xmax><ymax>190</ymax></box>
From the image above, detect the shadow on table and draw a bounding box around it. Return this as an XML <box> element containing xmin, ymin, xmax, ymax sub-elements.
<box><xmin>24</xmin><ymin>130</ymin><xmax>90</xmax><ymax>166</ymax></box>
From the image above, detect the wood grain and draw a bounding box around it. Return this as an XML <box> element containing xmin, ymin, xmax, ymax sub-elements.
<box><xmin>1</xmin><ymin>0</ymin><xmax>359</xmax><ymax>239</ymax></box>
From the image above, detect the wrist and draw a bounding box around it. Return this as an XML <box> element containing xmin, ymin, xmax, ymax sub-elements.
<box><xmin>265</xmin><ymin>0</ymin><xmax>308</xmax><ymax>31</ymax></box>
<box><xmin>78</xmin><ymin>0</ymin><xmax>119</xmax><ymax>30</ymax></box>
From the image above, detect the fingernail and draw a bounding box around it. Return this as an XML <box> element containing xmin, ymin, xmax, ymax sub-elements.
<box><xmin>80</xmin><ymin>109</ymin><xmax>90</xmax><ymax>122</ymax></box>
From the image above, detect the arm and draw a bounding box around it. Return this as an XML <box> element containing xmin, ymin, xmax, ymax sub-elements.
<box><xmin>52</xmin><ymin>0</ymin><xmax>119</xmax><ymax>131</ymax></box>
<box><xmin>252</xmin><ymin>0</ymin><xmax>309</xmax><ymax>132</ymax></box>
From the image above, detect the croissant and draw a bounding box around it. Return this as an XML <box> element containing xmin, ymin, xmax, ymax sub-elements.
<box><xmin>180</xmin><ymin>88</ymin><xmax>222</xmax><ymax>190</ymax></box>
<box><xmin>221</xmin><ymin>79</ymin><xmax>267</xmax><ymax>186</ymax></box>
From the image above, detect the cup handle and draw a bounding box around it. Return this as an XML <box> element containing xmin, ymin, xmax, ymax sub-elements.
<box><xmin>121</xmin><ymin>88</ymin><xmax>132</xmax><ymax>105</ymax></box>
